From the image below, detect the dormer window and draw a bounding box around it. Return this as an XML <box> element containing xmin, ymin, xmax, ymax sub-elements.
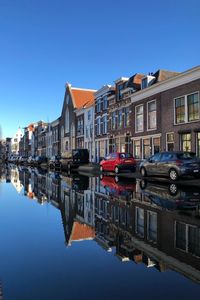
<box><xmin>141</xmin><ymin>75</ymin><xmax>155</xmax><ymax>89</ymax></box>
<box><xmin>117</xmin><ymin>83</ymin><xmax>124</xmax><ymax>100</ymax></box>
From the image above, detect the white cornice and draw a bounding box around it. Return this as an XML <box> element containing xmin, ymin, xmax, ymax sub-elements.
<box><xmin>131</xmin><ymin>65</ymin><xmax>200</xmax><ymax>103</ymax></box>
<box><xmin>114</xmin><ymin>77</ymin><xmax>129</xmax><ymax>84</ymax></box>
<box><xmin>95</xmin><ymin>85</ymin><xmax>112</xmax><ymax>98</ymax></box>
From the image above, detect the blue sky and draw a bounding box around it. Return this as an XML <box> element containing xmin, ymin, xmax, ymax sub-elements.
<box><xmin>0</xmin><ymin>0</ymin><xmax>200</xmax><ymax>138</ymax></box>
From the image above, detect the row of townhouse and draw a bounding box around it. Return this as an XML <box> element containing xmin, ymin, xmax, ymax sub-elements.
<box><xmin>16</xmin><ymin>65</ymin><xmax>200</xmax><ymax>161</ymax></box>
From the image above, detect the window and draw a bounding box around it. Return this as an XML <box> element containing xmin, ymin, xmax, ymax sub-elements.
<box><xmin>180</xmin><ymin>133</ymin><xmax>191</xmax><ymax>151</ymax></box>
<box><xmin>175</xmin><ymin>92</ymin><xmax>199</xmax><ymax>124</ymax></box>
<box><xmin>97</xmin><ymin>118</ymin><xmax>101</xmax><ymax>135</ymax></box>
<box><xmin>65</xmin><ymin>108</ymin><xmax>69</xmax><ymax>133</ymax></box>
<box><xmin>135</xmin><ymin>207</ymin><xmax>144</xmax><ymax>237</ymax></box>
<box><xmin>124</xmin><ymin>107</ymin><xmax>130</xmax><ymax>127</ymax></box>
<box><xmin>147</xmin><ymin>100</ymin><xmax>156</xmax><ymax>130</ymax></box>
<box><xmin>143</xmin><ymin>138</ymin><xmax>151</xmax><ymax>159</ymax></box>
<box><xmin>117</xmin><ymin>83</ymin><xmax>124</xmax><ymax>100</ymax></box>
<box><xmin>102</xmin><ymin>115</ymin><xmax>107</xmax><ymax>134</ymax></box>
<box><xmin>166</xmin><ymin>133</ymin><xmax>174</xmax><ymax>151</ymax></box>
<box><xmin>152</xmin><ymin>137</ymin><xmax>160</xmax><ymax>154</ymax></box>
<box><xmin>147</xmin><ymin>211</ymin><xmax>157</xmax><ymax>242</ymax></box>
<box><xmin>97</xmin><ymin>98</ymin><xmax>101</xmax><ymax>113</ymax></box>
<box><xmin>175</xmin><ymin>222</ymin><xmax>200</xmax><ymax>257</ymax></box>
<box><xmin>151</xmin><ymin>152</ymin><xmax>161</xmax><ymax>162</ymax></box>
<box><xmin>112</xmin><ymin>111</ymin><xmax>116</xmax><ymax>130</ymax></box>
<box><xmin>175</xmin><ymin>222</ymin><xmax>186</xmax><ymax>251</ymax></box>
<box><xmin>88</xmin><ymin>110</ymin><xmax>91</xmax><ymax>121</ymax></box>
<box><xmin>135</xmin><ymin>105</ymin><xmax>144</xmax><ymax>132</ymax></box>
<box><xmin>160</xmin><ymin>152</ymin><xmax>173</xmax><ymax>161</ymax></box>
<box><xmin>118</xmin><ymin>109</ymin><xmax>123</xmax><ymax>128</ymax></box>
<box><xmin>175</xmin><ymin>97</ymin><xmax>185</xmax><ymax>124</ymax></box>
<box><xmin>134</xmin><ymin>140</ymin><xmax>141</xmax><ymax>159</ymax></box>
<box><xmin>188</xmin><ymin>93</ymin><xmax>199</xmax><ymax>121</ymax></box>
<box><xmin>103</xmin><ymin>95</ymin><xmax>108</xmax><ymax>110</ymax></box>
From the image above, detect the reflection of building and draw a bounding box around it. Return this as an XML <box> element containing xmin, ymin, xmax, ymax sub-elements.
<box><xmin>11</xmin><ymin>127</ymin><xmax>23</xmax><ymax>155</ymax></box>
<box><xmin>94</xmin><ymin>176</ymin><xmax>200</xmax><ymax>283</ymax></box>
<box><xmin>10</xmin><ymin>167</ymin><xmax>23</xmax><ymax>193</ymax></box>
<box><xmin>6</xmin><ymin>165</ymin><xmax>200</xmax><ymax>283</ymax></box>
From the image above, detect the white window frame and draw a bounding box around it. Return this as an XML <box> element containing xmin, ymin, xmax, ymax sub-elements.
<box><xmin>147</xmin><ymin>99</ymin><xmax>157</xmax><ymax>131</ymax></box>
<box><xmin>135</xmin><ymin>104</ymin><xmax>144</xmax><ymax>133</ymax></box>
<box><xmin>174</xmin><ymin>91</ymin><xmax>199</xmax><ymax>125</ymax></box>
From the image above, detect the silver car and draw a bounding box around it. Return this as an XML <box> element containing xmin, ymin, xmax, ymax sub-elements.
<box><xmin>139</xmin><ymin>151</ymin><xmax>200</xmax><ymax>181</ymax></box>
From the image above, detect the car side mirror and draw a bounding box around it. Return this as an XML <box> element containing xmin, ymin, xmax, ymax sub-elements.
<box><xmin>148</xmin><ymin>158</ymin><xmax>153</xmax><ymax>163</ymax></box>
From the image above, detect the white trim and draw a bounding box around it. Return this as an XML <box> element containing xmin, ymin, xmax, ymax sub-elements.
<box><xmin>147</xmin><ymin>99</ymin><xmax>157</xmax><ymax>131</ymax></box>
<box><xmin>131</xmin><ymin>133</ymin><xmax>161</xmax><ymax>140</ymax></box>
<box><xmin>94</xmin><ymin>85</ymin><xmax>112</xmax><ymax>98</ymax></box>
<box><xmin>131</xmin><ymin>65</ymin><xmax>200</xmax><ymax>103</ymax></box>
<box><xmin>114</xmin><ymin>77</ymin><xmax>129</xmax><ymax>84</ymax></box>
<box><xmin>71</xmin><ymin>87</ymin><xmax>97</xmax><ymax>92</ymax></box>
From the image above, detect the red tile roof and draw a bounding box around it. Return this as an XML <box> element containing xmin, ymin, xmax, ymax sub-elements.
<box><xmin>71</xmin><ymin>88</ymin><xmax>95</xmax><ymax>109</ymax></box>
<box><xmin>70</xmin><ymin>221</ymin><xmax>95</xmax><ymax>242</ymax></box>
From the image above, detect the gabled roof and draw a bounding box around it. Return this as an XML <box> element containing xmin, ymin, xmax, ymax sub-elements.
<box><xmin>67</xmin><ymin>84</ymin><xmax>96</xmax><ymax>109</ymax></box>
<box><xmin>70</xmin><ymin>221</ymin><xmax>95</xmax><ymax>242</ymax></box>
<box><xmin>153</xmin><ymin>69</ymin><xmax>180</xmax><ymax>83</ymax></box>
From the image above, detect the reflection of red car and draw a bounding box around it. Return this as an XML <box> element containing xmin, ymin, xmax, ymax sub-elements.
<box><xmin>100</xmin><ymin>152</ymin><xmax>136</xmax><ymax>174</ymax></box>
<box><xmin>100</xmin><ymin>176</ymin><xmax>136</xmax><ymax>199</ymax></box>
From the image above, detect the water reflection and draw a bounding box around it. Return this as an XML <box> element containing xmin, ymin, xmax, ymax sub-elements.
<box><xmin>1</xmin><ymin>164</ymin><xmax>200</xmax><ymax>284</ymax></box>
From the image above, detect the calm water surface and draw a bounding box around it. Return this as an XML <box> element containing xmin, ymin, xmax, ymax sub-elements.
<box><xmin>0</xmin><ymin>164</ymin><xmax>200</xmax><ymax>300</ymax></box>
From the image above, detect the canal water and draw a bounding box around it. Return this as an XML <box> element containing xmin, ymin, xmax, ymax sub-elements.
<box><xmin>0</xmin><ymin>164</ymin><xmax>200</xmax><ymax>300</ymax></box>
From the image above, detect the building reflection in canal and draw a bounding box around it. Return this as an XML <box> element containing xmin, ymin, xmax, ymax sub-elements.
<box><xmin>1</xmin><ymin>164</ymin><xmax>200</xmax><ymax>284</ymax></box>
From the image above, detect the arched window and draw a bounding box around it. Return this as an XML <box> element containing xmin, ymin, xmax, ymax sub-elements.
<box><xmin>65</xmin><ymin>141</ymin><xmax>69</xmax><ymax>151</ymax></box>
<box><xmin>65</xmin><ymin>108</ymin><xmax>69</xmax><ymax>133</ymax></box>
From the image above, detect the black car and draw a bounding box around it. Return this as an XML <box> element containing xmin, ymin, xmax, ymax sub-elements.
<box><xmin>139</xmin><ymin>151</ymin><xmax>200</xmax><ymax>181</ymax></box>
<box><xmin>60</xmin><ymin>149</ymin><xmax>89</xmax><ymax>170</ymax></box>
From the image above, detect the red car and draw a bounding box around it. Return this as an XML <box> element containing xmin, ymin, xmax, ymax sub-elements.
<box><xmin>100</xmin><ymin>176</ymin><xmax>136</xmax><ymax>199</ymax></box>
<box><xmin>100</xmin><ymin>152</ymin><xmax>136</xmax><ymax>174</ymax></box>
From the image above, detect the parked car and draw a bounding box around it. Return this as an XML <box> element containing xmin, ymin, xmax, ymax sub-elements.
<box><xmin>48</xmin><ymin>155</ymin><xmax>61</xmax><ymax>169</ymax></box>
<box><xmin>60</xmin><ymin>149</ymin><xmax>89</xmax><ymax>170</ymax></box>
<box><xmin>100</xmin><ymin>175</ymin><xmax>136</xmax><ymax>200</ymax></box>
<box><xmin>139</xmin><ymin>151</ymin><xmax>200</xmax><ymax>181</ymax></box>
<box><xmin>139</xmin><ymin>179</ymin><xmax>200</xmax><ymax>210</ymax></box>
<box><xmin>100</xmin><ymin>152</ymin><xmax>136</xmax><ymax>174</ymax></box>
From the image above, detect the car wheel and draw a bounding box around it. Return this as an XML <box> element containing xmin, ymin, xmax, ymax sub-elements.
<box><xmin>169</xmin><ymin>169</ymin><xmax>178</xmax><ymax>181</ymax></box>
<box><xmin>140</xmin><ymin>167</ymin><xmax>147</xmax><ymax>177</ymax></box>
<box><xmin>100</xmin><ymin>166</ymin><xmax>103</xmax><ymax>173</ymax></box>
<box><xmin>115</xmin><ymin>166</ymin><xmax>119</xmax><ymax>174</ymax></box>
<box><xmin>139</xmin><ymin>179</ymin><xmax>147</xmax><ymax>190</ymax></box>
<box><xmin>169</xmin><ymin>183</ymin><xmax>178</xmax><ymax>195</ymax></box>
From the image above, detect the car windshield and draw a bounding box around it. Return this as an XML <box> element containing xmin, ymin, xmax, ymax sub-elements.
<box><xmin>119</xmin><ymin>153</ymin><xmax>133</xmax><ymax>159</ymax></box>
<box><xmin>177</xmin><ymin>152</ymin><xmax>197</xmax><ymax>160</ymax></box>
